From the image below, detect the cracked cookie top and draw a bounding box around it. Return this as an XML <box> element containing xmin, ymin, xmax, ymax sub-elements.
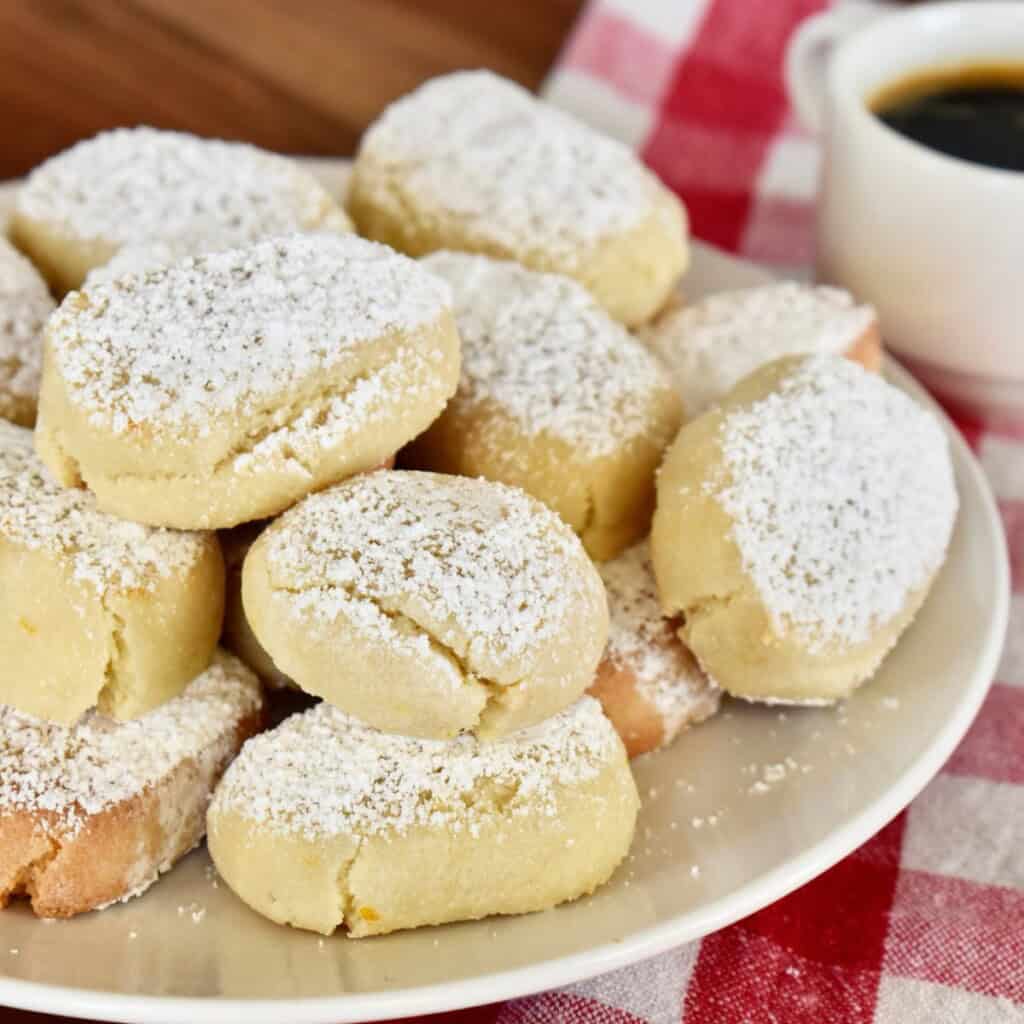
<box><xmin>0</xmin><ymin>652</ymin><xmax>261</xmax><ymax>835</ymax></box>
<box><xmin>0</xmin><ymin>237</ymin><xmax>53</xmax><ymax>408</ymax></box>
<box><xmin>354</xmin><ymin>70</ymin><xmax>662</xmax><ymax>267</ymax></box>
<box><xmin>599</xmin><ymin>540</ymin><xmax>719</xmax><ymax>736</ymax></box>
<box><xmin>0</xmin><ymin>421</ymin><xmax>209</xmax><ymax>593</ymax></box>
<box><xmin>421</xmin><ymin>252</ymin><xmax>674</xmax><ymax>456</ymax></box>
<box><xmin>642</xmin><ymin>283</ymin><xmax>877</xmax><ymax>416</ymax></box>
<box><xmin>45</xmin><ymin>234</ymin><xmax>452</xmax><ymax>434</ymax></box>
<box><xmin>262</xmin><ymin>470</ymin><xmax>607</xmax><ymax>685</ymax></box>
<box><xmin>16</xmin><ymin>127</ymin><xmax>350</xmax><ymax>249</ymax></box>
<box><xmin>212</xmin><ymin>695</ymin><xmax>619</xmax><ymax>841</ymax></box>
<box><xmin>715</xmin><ymin>355</ymin><xmax>958</xmax><ymax>653</ymax></box>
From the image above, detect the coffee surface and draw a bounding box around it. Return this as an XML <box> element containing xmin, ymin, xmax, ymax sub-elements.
<box><xmin>872</xmin><ymin>63</ymin><xmax>1024</xmax><ymax>172</ymax></box>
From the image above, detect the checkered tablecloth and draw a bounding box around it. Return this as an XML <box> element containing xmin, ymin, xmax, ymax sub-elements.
<box><xmin>438</xmin><ymin>2</ymin><xmax>1024</xmax><ymax>1022</ymax></box>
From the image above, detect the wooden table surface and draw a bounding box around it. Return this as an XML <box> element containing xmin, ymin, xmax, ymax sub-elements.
<box><xmin>0</xmin><ymin>0</ymin><xmax>585</xmax><ymax>179</ymax></box>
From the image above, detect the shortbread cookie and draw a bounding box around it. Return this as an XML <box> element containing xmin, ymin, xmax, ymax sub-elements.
<box><xmin>652</xmin><ymin>354</ymin><xmax>958</xmax><ymax>704</ymax></box>
<box><xmin>220</xmin><ymin>522</ymin><xmax>292</xmax><ymax>690</ymax></box>
<box><xmin>10</xmin><ymin>127</ymin><xmax>352</xmax><ymax>293</ymax></box>
<box><xmin>642</xmin><ymin>283</ymin><xmax>882</xmax><ymax>418</ymax></box>
<box><xmin>208</xmin><ymin>696</ymin><xmax>637</xmax><ymax>936</ymax></box>
<box><xmin>588</xmin><ymin>540</ymin><xmax>719</xmax><ymax>757</ymax></box>
<box><xmin>0</xmin><ymin>237</ymin><xmax>54</xmax><ymax>427</ymax></box>
<box><xmin>36</xmin><ymin>234</ymin><xmax>460</xmax><ymax>529</ymax></box>
<box><xmin>243</xmin><ymin>471</ymin><xmax>608</xmax><ymax>739</ymax></box>
<box><xmin>0</xmin><ymin>652</ymin><xmax>261</xmax><ymax>919</ymax></box>
<box><xmin>0</xmin><ymin>421</ymin><xmax>223</xmax><ymax>724</ymax></box>
<box><xmin>406</xmin><ymin>253</ymin><xmax>681</xmax><ymax>561</ymax></box>
<box><xmin>349</xmin><ymin>70</ymin><xmax>688</xmax><ymax>326</ymax></box>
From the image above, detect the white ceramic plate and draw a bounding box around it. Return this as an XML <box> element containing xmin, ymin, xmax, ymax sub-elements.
<box><xmin>0</xmin><ymin>165</ymin><xmax>1010</xmax><ymax>1024</ymax></box>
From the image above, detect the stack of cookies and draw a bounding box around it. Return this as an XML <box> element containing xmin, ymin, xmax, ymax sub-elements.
<box><xmin>0</xmin><ymin>69</ymin><xmax>959</xmax><ymax>938</ymax></box>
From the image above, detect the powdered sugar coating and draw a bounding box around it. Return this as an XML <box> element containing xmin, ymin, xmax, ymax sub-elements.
<box><xmin>356</xmin><ymin>71</ymin><xmax>661</xmax><ymax>265</ymax></box>
<box><xmin>84</xmin><ymin>238</ymin><xmax>217</xmax><ymax>288</ymax></box>
<box><xmin>16</xmin><ymin>127</ymin><xmax>348</xmax><ymax>249</ymax></box>
<box><xmin>47</xmin><ymin>234</ymin><xmax>451</xmax><ymax>434</ymax></box>
<box><xmin>0</xmin><ymin>420</ymin><xmax>208</xmax><ymax>593</ymax></box>
<box><xmin>422</xmin><ymin>252</ymin><xmax>672</xmax><ymax>456</ymax></box>
<box><xmin>0</xmin><ymin>653</ymin><xmax>261</xmax><ymax>836</ymax></box>
<box><xmin>265</xmin><ymin>471</ymin><xmax>603</xmax><ymax>677</ymax></box>
<box><xmin>716</xmin><ymin>355</ymin><xmax>958</xmax><ymax>652</ymax></box>
<box><xmin>212</xmin><ymin>696</ymin><xmax>618</xmax><ymax>840</ymax></box>
<box><xmin>0</xmin><ymin>237</ymin><xmax>53</xmax><ymax>405</ymax></box>
<box><xmin>600</xmin><ymin>540</ymin><xmax>720</xmax><ymax>736</ymax></box>
<box><xmin>643</xmin><ymin>284</ymin><xmax>876</xmax><ymax>416</ymax></box>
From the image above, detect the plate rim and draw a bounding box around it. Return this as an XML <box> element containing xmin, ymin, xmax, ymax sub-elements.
<box><xmin>0</xmin><ymin>170</ymin><xmax>1011</xmax><ymax>1024</ymax></box>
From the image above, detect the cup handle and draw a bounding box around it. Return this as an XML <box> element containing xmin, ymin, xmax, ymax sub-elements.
<box><xmin>785</xmin><ymin>2</ymin><xmax>889</xmax><ymax>136</ymax></box>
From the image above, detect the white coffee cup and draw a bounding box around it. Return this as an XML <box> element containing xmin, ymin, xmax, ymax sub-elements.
<box><xmin>786</xmin><ymin>1</ymin><xmax>1024</xmax><ymax>417</ymax></box>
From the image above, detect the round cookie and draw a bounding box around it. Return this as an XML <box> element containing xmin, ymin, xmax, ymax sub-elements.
<box><xmin>10</xmin><ymin>127</ymin><xmax>352</xmax><ymax>294</ymax></box>
<box><xmin>208</xmin><ymin>696</ymin><xmax>637</xmax><ymax>936</ymax></box>
<box><xmin>641</xmin><ymin>282</ymin><xmax>882</xmax><ymax>418</ymax></box>
<box><xmin>242</xmin><ymin>471</ymin><xmax>609</xmax><ymax>739</ymax></box>
<box><xmin>406</xmin><ymin>252</ymin><xmax>682</xmax><ymax>561</ymax></box>
<box><xmin>348</xmin><ymin>70</ymin><xmax>688</xmax><ymax>327</ymax></box>
<box><xmin>35</xmin><ymin>234</ymin><xmax>460</xmax><ymax>529</ymax></box>
<box><xmin>652</xmin><ymin>354</ymin><xmax>958</xmax><ymax>704</ymax></box>
<box><xmin>0</xmin><ymin>237</ymin><xmax>54</xmax><ymax>427</ymax></box>
<box><xmin>0</xmin><ymin>652</ymin><xmax>262</xmax><ymax>918</ymax></box>
<box><xmin>588</xmin><ymin>540</ymin><xmax>720</xmax><ymax>757</ymax></box>
<box><xmin>0</xmin><ymin>420</ymin><xmax>223</xmax><ymax>724</ymax></box>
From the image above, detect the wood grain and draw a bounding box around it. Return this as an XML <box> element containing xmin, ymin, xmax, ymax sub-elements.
<box><xmin>0</xmin><ymin>0</ymin><xmax>584</xmax><ymax>179</ymax></box>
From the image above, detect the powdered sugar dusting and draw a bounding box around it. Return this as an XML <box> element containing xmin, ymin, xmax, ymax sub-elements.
<box><xmin>0</xmin><ymin>420</ymin><xmax>208</xmax><ymax>593</ymax></box>
<box><xmin>212</xmin><ymin>696</ymin><xmax>618</xmax><ymax>840</ymax></box>
<box><xmin>357</xmin><ymin>70</ymin><xmax>659</xmax><ymax>265</ymax></box>
<box><xmin>643</xmin><ymin>284</ymin><xmax>876</xmax><ymax>416</ymax></box>
<box><xmin>0</xmin><ymin>238</ymin><xmax>53</xmax><ymax>404</ymax></box>
<box><xmin>600</xmin><ymin>540</ymin><xmax>720</xmax><ymax>736</ymax></box>
<box><xmin>716</xmin><ymin>355</ymin><xmax>958</xmax><ymax>652</ymax></box>
<box><xmin>16</xmin><ymin>127</ymin><xmax>348</xmax><ymax>249</ymax></box>
<box><xmin>0</xmin><ymin>653</ymin><xmax>261</xmax><ymax>835</ymax></box>
<box><xmin>84</xmin><ymin>238</ymin><xmax>220</xmax><ymax>288</ymax></box>
<box><xmin>48</xmin><ymin>234</ymin><xmax>451</xmax><ymax>433</ymax></box>
<box><xmin>422</xmin><ymin>252</ymin><xmax>672</xmax><ymax>455</ymax></box>
<box><xmin>232</xmin><ymin>345</ymin><xmax>446</xmax><ymax>477</ymax></box>
<box><xmin>266</xmin><ymin>471</ymin><xmax>602</xmax><ymax>676</ymax></box>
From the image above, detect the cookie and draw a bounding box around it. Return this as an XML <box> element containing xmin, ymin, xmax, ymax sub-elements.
<box><xmin>588</xmin><ymin>540</ymin><xmax>720</xmax><ymax>757</ymax></box>
<box><xmin>10</xmin><ymin>127</ymin><xmax>352</xmax><ymax>293</ymax></box>
<box><xmin>652</xmin><ymin>354</ymin><xmax>958</xmax><ymax>704</ymax></box>
<box><xmin>35</xmin><ymin>234</ymin><xmax>460</xmax><ymax>529</ymax></box>
<box><xmin>406</xmin><ymin>253</ymin><xmax>682</xmax><ymax>560</ymax></box>
<box><xmin>0</xmin><ymin>421</ymin><xmax>223</xmax><ymax>724</ymax></box>
<box><xmin>0</xmin><ymin>652</ymin><xmax>261</xmax><ymax>919</ymax></box>
<box><xmin>348</xmin><ymin>70</ymin><xmax>688</xmax><ymax>326</ymax></box>
<box><xmin>208</xmin><ymin>696</ymin><xmax>637</xmax><ymax>936</ymax></box>
<box><xmin>0</xmin><ymin>237</ymin><xmax>54</xmax><ymax>427</ymax></box>
<box><xmin>641</xmin><ymin>283</ymin><xmax>882</xmax><ymax>418</ymax></box>
<box><xmin>242</xmin><ymin>471</ymin><xmax>608</xmax><ymax>739</ymax></box>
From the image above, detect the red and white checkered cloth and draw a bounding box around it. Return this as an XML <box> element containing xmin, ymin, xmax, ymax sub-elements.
<box><xmin>422</xmin><ymin>2</ymin><xmax>1024</xmax><ymax>1022</ymax></box>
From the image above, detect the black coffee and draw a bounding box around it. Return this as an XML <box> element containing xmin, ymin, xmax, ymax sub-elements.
<box><xmin>872</xmin><ymin>64</ymin><xmax>1024</xmax><ymax>172</ymax></box>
